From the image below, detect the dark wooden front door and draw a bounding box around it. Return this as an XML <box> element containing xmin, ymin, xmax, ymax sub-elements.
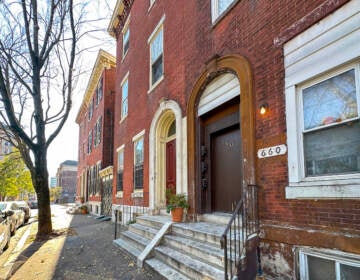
<box><xmin>166</xmin><ymin>139</ymin><xmax>176</xmax><ymax>201</ymax></box>
<box><xmin>211</xmin><ymin>125</ymin><xmax>242</xmax><ymax>212</ymax></box>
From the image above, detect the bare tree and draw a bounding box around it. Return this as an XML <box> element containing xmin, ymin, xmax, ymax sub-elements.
<box><xmin>0</xmin><ymin>0</ymin><xmax>80</xmax><ymax>235</ymax></box>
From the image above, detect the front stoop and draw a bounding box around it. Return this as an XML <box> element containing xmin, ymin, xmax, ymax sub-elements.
<box><xmin>113</xmin><ymin>215</ymin><xmax>245</xmax><ymax>280</ymax></box>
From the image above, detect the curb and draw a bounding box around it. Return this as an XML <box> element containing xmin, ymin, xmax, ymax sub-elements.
<box><xmin>0</xmin><ymin>223</ymin><xmax>34</xmax><ymax>280</ymax></box>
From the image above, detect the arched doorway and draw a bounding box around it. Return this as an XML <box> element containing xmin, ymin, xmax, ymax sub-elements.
<box><xmin>149</xmin><ymin>100</ymin><xmax>185</xmax><ymax>211</ymax></box>
<box><xmin>187</xmin><ymin>55</ymin><xmax>255</xmax><ymax>215</ymax></box>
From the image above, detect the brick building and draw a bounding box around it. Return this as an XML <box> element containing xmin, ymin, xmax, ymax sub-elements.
<box><xmin>56</xmin><ymin>160</ymin><xmax>78</xmax><ymax>203</ymax></box>
<box><xmin>76</xmin><ymin>50</ymin><xmax>116</xmax><ymax>216</ymax></box>
<box><xmin>76</xmin><ymin>0</ymin><xmax>359</xmax><ymax>279</ymax></box>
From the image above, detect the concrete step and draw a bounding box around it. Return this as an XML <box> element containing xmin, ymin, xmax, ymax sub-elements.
<box><xmin>146</xmin><ymin>258</ymin><xmax>191</xmax><ymax>280</ymax></box>
<box><xmin>120</xmin><ymin>230</ymin><xmax>150</xmax><ymax>252</ymax></box>
<box><xmin>200</xmin><ymin>212</ymin><xmax>233</xmax><ymax>225</ymax></box>
<box><xmin>128</xmin><ymin>223</ymin><xmax>158</xmax><ymax>240</ymax></box>
<box><xmin>172</xmin><ymin>222</ymin><xmax>226</xmax><ymax>246</ymax></box>
<box><xmin>136</xmin><ymin>215</ymin><xmax>170</xmax><ymax>230</ymax></box>
<box><xmin>164</xmin><ymin>234</ymin><xmax>225</xmax><ymax>270</ymax></box>
<box><xmin>154</xmin><ymin>245</ymin><xmax>224</xmax><ymax>280</ymax></box>
<box><xmin>113</xmin><ymin>238</ymin><xmax>141</xmax><ymax>259</ymax></box>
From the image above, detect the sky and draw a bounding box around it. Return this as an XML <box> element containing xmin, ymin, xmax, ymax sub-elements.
<box><xmin>47</xmin><ymin>0</ymin><xmax>116</xmax><ymax>179</ymax></box>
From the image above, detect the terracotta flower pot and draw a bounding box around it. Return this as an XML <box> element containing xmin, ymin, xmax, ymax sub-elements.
<box><xmin>171</xmin><ymin>207</ymin><xmax>184</xmax><ymax>222</ymax></box>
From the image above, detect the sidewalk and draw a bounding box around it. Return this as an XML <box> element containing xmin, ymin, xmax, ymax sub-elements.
<box><xmin>9</xmin><ymin>208</ymin><xmax>165</xmax><ymax>280</ymax></box>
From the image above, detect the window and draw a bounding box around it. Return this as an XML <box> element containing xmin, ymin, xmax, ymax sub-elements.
<box><xmin>94</xmin><ymin>116</ymin><xmax>102</xmax><ymax>147</ymax></box>
<box><xmin>299</xmin><ymin>249</ymin><xmax>360</xmax><ymax>280</ymax></box>
<box><xmin>96</xmin><ymin>78</ymin><xmax>103</xmax><ymax>106</ymax></box>
<box><xmin>149</xmin><ymin>18</ymin><xmax>164</xmax><ymax>88</ymax></box>
<box><xmin>88</xmin><ymin>98</ymin><xmax>94</xmax><ymax>121</ymax></box>
<box><xmin>300</xmin><ymin>67</ymin><xmax>359</xmax><ymax>177</ymax></box>
<box><xmin>95</xmin><ymin>162</ymin><xmax>101</xmax><ymax>194</ymax></box>
<box><xmin>117</xmin><ymin>148</ymin><xmax>124</xmax><ymax>192</ymax></box>
<box><xmin>283</xmin><ymin>3</ymin><xmax>360</xmax><ymax>199</ymax></box>
<box><xmin>211</xmin><ymin>0</ymin><xmax>237</xmax><ymax>23</ymax></box>
<box><xmin>87</xmin><ymin>130</ymin><xmax>93</xmax><ymax>154</ymax></box>
<box><xmin>134</xmin><ymin>137</ymin><xmax>144</xmax><ymax>189</ymax></box>
<box><xmin>122</xmin><ymin>20</ymin><xmax>130</xmax><ymax>58</ymax></box>
<box><xmin>121</xmin><ymin>75</ymin><xmax>128</xmax><ymax>120</ymax></box>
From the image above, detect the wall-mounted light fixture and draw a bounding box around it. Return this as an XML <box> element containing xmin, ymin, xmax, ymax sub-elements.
<box><xmin>259</xmin><ymin>103</ymin><xmax>269</xmax><ymax>115</ymax></box>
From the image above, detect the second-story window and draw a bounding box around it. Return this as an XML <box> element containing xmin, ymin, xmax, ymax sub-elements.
<box><xmin>96</xmin><ymin>77</ymin><xmax>103</xmax><ymax>106</ymax></box>
<box><xmin>94</xmin><ymin>116</ymin><xmax>102</xmax><ymax>147</ymax></box>
<box><xmin>88</xmin><ymin>98</ymin><xmax>94</xmax><ymax>121</ymax></box>
<box><xmin>149</xmin><ymin>20</ymin><xmax>164</xmax><ymax>87</ymax></box>
<box><xmin>121</xmin><ymin>74</ymin><xmax>129</xmax><ymax>120</ymax></box>
<box><xmin>122</xmin><ymin>20</ymin><xmax>130</xmax><ymax>58</ymax></box>
<box><xmin>211</xmin><ymin>0</ymin><xmax>237</xmax><ymax>23</ymax></box>
<box><xmin>87</xmin><ymin>130</ymin><xmax>93</xmax><ymax>154</ymax></box>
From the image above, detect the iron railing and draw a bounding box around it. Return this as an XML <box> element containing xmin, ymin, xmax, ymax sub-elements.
<box><xmin>220</xmin><ymin>184</ymin><xmax>259</xmax><ymax>280</ymax></box>
<box><xmin>114</xmin><ymin>192</ymin><xmax>149</xmax><ymax>239</ymax></box>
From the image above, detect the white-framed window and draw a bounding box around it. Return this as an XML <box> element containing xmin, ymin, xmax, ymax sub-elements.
<box><xmin>133</xmin><ymin>131</ymin><xmax>145</xmax><ymax>190</ymax></box>
<box><xmin>117</xmin><ymin>145</ymin><xmax>125</xmax><ymax>192</ymax></box>
<box><xmin>96</xmin><ymin>77</ymin><xmax>103</xmax><ymax>106</ymax></box>
<box><xmin>88</xmin><ymin>98</ymin><xmax>94</xmax><ymax>121</ymax></box>
<box><xmin>122</xmin><ymin>17</ymin><xmax>130</xmax><ymax>58</ymax></box>
<box><xmin>121</xmin><ymin>73</ymin><xmax>129</xmax><ymax>120</ymax></box>
<box><xmin>284</xmin><ymin>1</ymin><xmax>360</xmax><ymax>199</ymax></box>
<box><xmin>211</xmin><ymin>0</ymin><xmax>237</xmax><ymax>23</ymax></box>
<box><xmin>94</xmin><ymin>116</ymin><xmax>102</xmax><ymax>147</ymax></box>
<box><xmin>299</xmin><ymin>248</ymin><xmax>360</xmax><ymax>280</ymax></box>
<box><xmin>87</xmin><ymin>130</ymin><xmax>93</xmax><ymax>154</ymax></box>
<box><xmin>148</xmin><ymin>16</ymin><xmax>164</xmax><ymax>89</ymax></box>
<box><xmin>299</xmin><ymin>65</ymin><xmax>359</xmax><ymax>178</ymax></box>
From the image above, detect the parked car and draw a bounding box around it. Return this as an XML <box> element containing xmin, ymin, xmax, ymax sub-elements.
<box><xmin>28</xmin><ymin>200</ymin><xmax>38</xmax><ymax>209</ymax></box>
<box><xmin>0</xmin><ymin>209</ymin><xmax>12</xmax><ymax>253</ymax></box>
<box><xmin>15</xmin><ymin>201</ymin><xmax>31</xmax><ymax>223</ymax></box>
<box><xmin>0</xmin><ymin>202</ymin><xmax>25</xmax><ymax>235</ymax></box>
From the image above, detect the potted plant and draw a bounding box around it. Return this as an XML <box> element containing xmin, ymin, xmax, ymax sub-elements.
<box><xmin>79</xmin><ymin>205</ymin><xmax>87</xmax><ymax>214</ymax></box>
<box><xmin>166</xmin><ymin>191</ymin><xmax>189</xmax><ymax>222</ymax></box>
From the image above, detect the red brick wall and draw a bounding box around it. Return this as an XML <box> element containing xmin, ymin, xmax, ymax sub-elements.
<box><xmin>112</xmin><ymin>0</ymin><xmax>359</xmax><ymax>277</ymax></box>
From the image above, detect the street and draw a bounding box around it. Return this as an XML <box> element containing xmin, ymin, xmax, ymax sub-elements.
<box><xmin>0</xmin><ymin>204</ymin><xmax>165</xmax><ymax>280</ymax></box>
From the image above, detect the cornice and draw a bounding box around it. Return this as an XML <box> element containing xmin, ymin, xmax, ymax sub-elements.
<box><xmin>75</xmin><ymin>50</ymin><xmax>116</xmax><ymax>124</ymax></box>
<box><xmin>107</xmin><ymin>0</ymin><xmax>134</xmax><ymax>38</ymax></box>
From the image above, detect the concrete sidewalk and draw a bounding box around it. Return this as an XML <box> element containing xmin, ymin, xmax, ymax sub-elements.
<box><xmin>10</xmin><ymin>211</ymin><xmax>165</xmax><ymax>280</ymax></box>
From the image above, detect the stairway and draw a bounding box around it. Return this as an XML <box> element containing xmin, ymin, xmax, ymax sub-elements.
<box><xmin>113</xmin><ymin>215</ymin><xmax>231</xmax><ymax>280</ymax></box>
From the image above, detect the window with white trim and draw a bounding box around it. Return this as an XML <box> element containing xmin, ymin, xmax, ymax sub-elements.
<box><xmin>88</xmin><ymin>98</ymin><xmax>94</xmax><ymax>121</ymax></box>
<box><xmin>96</xmin><ymin>77</ymin><xmax>103</xmax><ymax>106</ymax></box>
<box><xmin>87</xmin><ymin>130</ymin><xmax>92</xmax><ymax>154</ymax></box>
<box><xmin>134</xmin><ymin>137</ymin><xmax>144</xmax><ymax>189</ymax></box>
<box><xmin>121</xmin><ymin>77</ymin><xmax>128</xmax><ymax>120</ymax></box>
<box><xmin>149</xmin><ymin>24</ymin><xmax>163</xmax><ymax>87</ymax></box>
<box><xmin>117</xmin><ymin>148</ymin><xmax>124</xmax><ymax>192</ymax></box>
<box><xmin>211</xmin><ymin>0</ymin><xmax>237</xmax><ymax>23</ymax></box>
<box><xmin>299</xmin><ymin>66</ymin><xmax>360</xmax><ymax>177</ymax></box>
<box><xmin>122</xmin><ymin>20</ymin><xmax>130</xmax><ymax>58</ymax></box>
<box><xmin>94</xmin><ymin>116</ymin><xmax>102</xmax><ymax>147</ymax></box>
<box><xmin>299</xmin><ymin>249</ymin><xmax>360</xmax><ymax>280</ymax></box>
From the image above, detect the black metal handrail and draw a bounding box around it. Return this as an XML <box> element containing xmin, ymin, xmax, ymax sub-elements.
<box><xmin>220</xmin><ymin>184</ymin><xmax>259</xmax><ymax>279</ymax></box>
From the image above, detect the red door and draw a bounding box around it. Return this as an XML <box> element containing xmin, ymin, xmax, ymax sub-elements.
<box><xmin>166</xmin><ymin>139</ymin><xmax>176</xmax><ymax>200</ymax></box>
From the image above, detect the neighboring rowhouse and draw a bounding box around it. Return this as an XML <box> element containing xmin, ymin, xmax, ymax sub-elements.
<box><xmin>104</xmin><ymin>0</ymin><xmax>359</xmax><ymax>279</ymax></box>
<box><xmin>76</xmin><ymin>50</ymin><xmax>116</xmax><ymax>216</ymax></box>
<box><xmin>56</xmin><ymin>160</ymin><xmax>78</xmax><ymax>203</ymax></box>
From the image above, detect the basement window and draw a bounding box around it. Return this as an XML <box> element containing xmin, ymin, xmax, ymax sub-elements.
<box><xmin>299</xmin><ymin>248</ymin><xmax>360</xmax><ymax>280</ymax></box>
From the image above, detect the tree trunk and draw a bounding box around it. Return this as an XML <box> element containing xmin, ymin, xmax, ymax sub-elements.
<box><xmin>33</xmin><ymin>149</ymin><xmax>52</xmax><ymax>236</ymax></box>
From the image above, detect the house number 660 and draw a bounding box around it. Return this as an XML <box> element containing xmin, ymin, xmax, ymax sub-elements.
<box><xmin>257</xmin><ymin>144</ymin><xmax>287</xmax><ymax>159</ymax></box>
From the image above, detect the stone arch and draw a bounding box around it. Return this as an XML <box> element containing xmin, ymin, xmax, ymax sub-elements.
<box><xmin>187</xmin><ymin>55</ymin><xmax>255</xmax><ymax>214</ymax></box>
<box><xmin>149</xmin><ymin>100</ymin><xmax>185</xmax><ymax>210</ymax></box>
